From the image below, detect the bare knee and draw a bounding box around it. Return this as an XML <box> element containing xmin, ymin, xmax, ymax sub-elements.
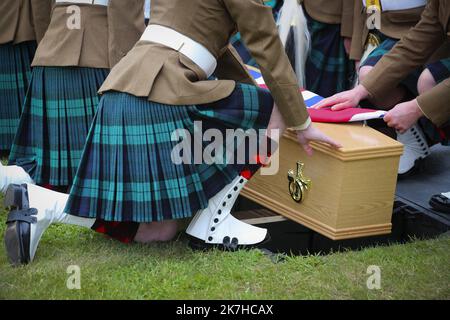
<box><xmin>417</xmin><ymin>68</ymin><xmax>437</xmax><ymax>95</ymax></box>
<box><xmin>358</xmin><ymin>66</ymin><xmax>373</xmax><ymax>83</ymax></box>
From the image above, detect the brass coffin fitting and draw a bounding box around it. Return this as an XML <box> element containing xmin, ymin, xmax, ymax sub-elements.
<box><xmin>287</xmin><ymin>161</ymin><xmax>311</xmax><ymax>203</ymax></box>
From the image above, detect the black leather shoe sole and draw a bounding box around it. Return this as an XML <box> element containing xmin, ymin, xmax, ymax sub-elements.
<box><xmin>4</xmin><ymin>184</ymin><xmax>32</xmax><ymax>266</ymax></box>
<box><xmin>398</xmin><ymin>158</ymin><xmax>425</xmax><ymax>178</ymax></box>
<box><xmin>430</xmin><ymin>194</ymin><xmax>450</xmax><ymax>214</ymax></box>
<box><xmin>187</xmin><ymin>232</ymin><xmax>272</xmax><ymax>252</ymax></box>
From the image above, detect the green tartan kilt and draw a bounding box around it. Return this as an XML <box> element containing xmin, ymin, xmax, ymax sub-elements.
<box><xmin>305</xmin><ymin>16</ymin><xmax>355</xmax><ymax>98</ymax></box>
<box><xmin>0</xmin><ymin>41</ymin><xmax>36</xmax><ymax>150</ymax></box>
<box><xmin>65</xmin><ymin>84</ymin><xmax>274</xmax><ymax>223</ymax></box>
<box><xmin>8</xmin><ymin>66</ymin><xmax>109</xmax><ymax>186</ymax></box>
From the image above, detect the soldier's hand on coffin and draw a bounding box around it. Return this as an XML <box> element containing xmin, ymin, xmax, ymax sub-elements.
<box><xmin>296</xmin><ymin>125</ymin><xmax>342</xmax><ymax>156</ymax></box>
<box><xmin>384</xmin><ymin>99</ymin><xmax>424</xmax><ymax>134</ymax></box>
<box><xmin>312</xmin><ymin>85</ymin><xmax>369</xmax><ymax>111</ymax></box>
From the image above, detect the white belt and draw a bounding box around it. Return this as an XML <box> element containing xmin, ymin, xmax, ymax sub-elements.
<box><xmin>140</xmin><ymin>24</ymin><xmax>217</xmax><ymax>78</ymax></box>
<box><xmin>55</xmin><ymin>0</ymin><xmax>109</xmax><ymax>6</ymax></box>
<box><xmin>362</xmin><ymin>0</ymin><xmax>426</xmax><ymax>11</ymax></box>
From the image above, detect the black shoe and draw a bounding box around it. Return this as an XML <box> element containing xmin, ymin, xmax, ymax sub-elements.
<box><xmin>429</xmin><ymin>194</ymin><xmax>450</xmax><ymax>214</ymax></box>
<box><xmin>397</xmin><ymin>125</ymin><xmax>430</xmax><ymax>177</ymax></box>
<box><xmin>187</xmin><ymin>232</ymin><xmax>271</xmax><ymax>252</ymax></box>
<box><xmin>3</xmin><ymin>184</ymin><xmax>36</xmax><ymax>266</ymax></box>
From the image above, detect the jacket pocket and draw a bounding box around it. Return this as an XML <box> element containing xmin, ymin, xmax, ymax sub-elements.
<box><xmin>101</xmin><ymin>44</ymin><xmax>166</xmax><ymax>97</ymax></box>
<box><xmin>178</xmin><ymin>53</ymin><xmax>205</xmax><ymax>81</ymax></box>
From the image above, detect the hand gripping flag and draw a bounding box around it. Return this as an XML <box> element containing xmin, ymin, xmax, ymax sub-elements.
<box><xmin>246</xmin><ymin>65</ymin><xmax>387</xmax><ymax>123</ymax></box>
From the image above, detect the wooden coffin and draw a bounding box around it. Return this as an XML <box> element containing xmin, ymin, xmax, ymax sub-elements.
<box><xmin>241</xmin><ymin>123</ymin><xmax>404</xmax><ymax>240</ymax></box>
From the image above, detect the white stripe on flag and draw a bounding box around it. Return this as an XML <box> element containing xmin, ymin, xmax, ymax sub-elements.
<box><xmin>301</xmin><ymin>91</ymin><xmax>318</xmax><ymax>101</ymax></box>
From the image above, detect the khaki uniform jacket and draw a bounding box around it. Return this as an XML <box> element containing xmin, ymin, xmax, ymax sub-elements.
<box><xmin>350</xmin><ymin>1</ymin><xmax>425</xmax><ymax>60</ymax></box>
<box><xmin>100</xmin><ymin>0</ymin><xmax>310</xmax><ymax>128</ymax></box>
<box><xmin>362</xmin><ymin>0</ymin><xmax>450</xmax><ymax>128</ymax></box>
<box><xmin>301</xmin><ymin>0</ymin><xmax>354</xmax><ymax>38</ymax></box>
<box><xmin>32</xmin><ymin>0</ymin><xmax>145</xmax><ymax>69</ymax></box>
<box><xmin>0</xmin><ymin>0</ymin><xmax>53</xmax><ymax>45</ymax></box>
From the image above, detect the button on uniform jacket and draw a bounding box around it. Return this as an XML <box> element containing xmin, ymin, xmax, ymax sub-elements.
<box><xmin>301</xmin><ymin>0</ymin><xmax>355</xmax><ymax>38</ymax></box>
<box><xmin>350</xmin><ymin>1</ymin><xmax>425</xmax><ymax>60</ymax></box>
<box><xmin>0</xmin><ymin>0</ymin><xmax>53</xmax><ymax>45</ymax></box>
<box><xmin>100</xmin><ymin>0</ymin><xmax>311</xmax><ymax>128</ymax></box>
<box><xmin>32</xmin><ymin>0</ymin><xmax>146</xmax><ymax>69</ymax></box>
<box><xmin>362</xmin><ymin>0</ymin><xmax>450</xmax><ymax>128</ymax></box>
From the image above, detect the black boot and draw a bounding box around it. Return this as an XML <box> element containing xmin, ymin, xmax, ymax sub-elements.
<box><xmin>4</xmin><ymin>184</ymin><xmax>36</xmax><ymax>266</ymax></box>
<box><xmin>429</xmin><ymin>193</ymin><xmax>450</xmax><ymax>214</ymax></box>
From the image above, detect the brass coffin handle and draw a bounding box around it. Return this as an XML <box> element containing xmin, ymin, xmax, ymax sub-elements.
<box><xmin>287</xmin><ymin>162</ymin><xmax>311</xmax><ymax>203</ymax></box>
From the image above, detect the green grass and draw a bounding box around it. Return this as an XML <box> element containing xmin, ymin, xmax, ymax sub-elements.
<box><xmin>0</xmin><ymin>158</ymin><xmax>449</xmax><ymax>300</ymax></box>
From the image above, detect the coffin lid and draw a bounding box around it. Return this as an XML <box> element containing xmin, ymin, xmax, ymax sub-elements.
<box><xmin>284</xmin><ymin>123</ymin><xmax>404</xmax><ymax>161</ymax></box>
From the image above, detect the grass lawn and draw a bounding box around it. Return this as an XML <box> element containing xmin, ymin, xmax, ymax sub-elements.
<box><xmin>0</xmin><ymin>158</ymin><xmax>449</xmax><ymax>300</ymax></box>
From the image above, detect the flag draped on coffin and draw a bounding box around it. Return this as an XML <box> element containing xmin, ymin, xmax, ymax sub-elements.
<box><xmin>246</xmin><ymin>65</ymin><xmax>387</xmax><ymax>123</ymax></box>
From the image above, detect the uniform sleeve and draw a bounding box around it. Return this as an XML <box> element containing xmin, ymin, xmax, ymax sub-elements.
<box><xmin>341</xmin><ymin>0</ymin><xmax>354</xmax><ymax>38</ymax></box>
<box><xmin>417</xmin><ymin>77</ymin><xmax>450</xmax><ymax>128</ymax></box>
<box><xmin>222</xmin><ymin>0</ymin><xmax>310</xmax><ymax>129</ymax></box>
<box><xmin>349</xmin><ymin>0</ymin><xmax>365</xmax><ymax>60</ymax></box>
<box><xmin>107</xmin><ymin>0</ymin><xmax>146</xmax><ymax>68</ymax></box>
<box><xmin>214</xmin><ymin>44</ymin><xmax>257</xmax><ymax>85</ymax></box>
<box><xmin>361</xmin><ymin>0</ymin><xmax>445</xmax><ymax>99</ymax></box>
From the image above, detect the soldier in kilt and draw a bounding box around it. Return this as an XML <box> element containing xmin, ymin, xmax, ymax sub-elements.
<box><xmin>2</xmin><ymin>0</ymin><xmax>145</xmax><ymax>189</ymax></box>
<box><xmin>302</xmin><ymin>0</ymin><xmax>355</xmax><ymax>98</ymax></box>
<box><xmin>0</xmin><ymin>0</ymin><xmax>52</xmax><ymax>151</ymax></box>
<box><xmin>314</xmin><ymin>1</ymin><xmax>450</xmax><ymax>177</ymax></box>
<box><xmin>2</xmin><ymin>0</ymin><xmax>340</xmax><ymax>266</ymax></box>
<box><xmin>351</xmin><ymin>0</ymin><xmax>449</xmax><ymax>176</ymax></box>
<box><xmin>361</xmin><ymin>36</ymin><xmax>450</xmax><ymax>146</ymax></box>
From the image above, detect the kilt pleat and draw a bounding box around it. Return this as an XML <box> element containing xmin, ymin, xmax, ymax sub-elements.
<box><xmin>305</xmin><ymin>16</ymin><xmax>355</xmax><ymax>97</ymax></box>
<box><xmin>0</xmin><ymin>41</ymin><xmax>36</xmax><ymax>150</ymax></box>
<box><xmin>8</xmin><ymin>66</ymin><xmax>109</xmax><ymax>186</ymax></box>
<box><xmin>65</xmin><ymin>83</ymin><xmax>274</xmax><ymax>223</ymax></box>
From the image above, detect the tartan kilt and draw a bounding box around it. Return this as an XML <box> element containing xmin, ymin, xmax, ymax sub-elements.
<box><xmin>0</xmin><ymin>41</ymin><xmax>36</xmax><ymax>150</ymax></box>
<box><xmin>8</xmin><ymin>66</ymin><xmax>109</xmax><ymax>186</ymax></box>
<box><xmin>65</xmin><ymin>83</ymin><xmax>274</xmax><ymax>223</ymax></box>
<box><xmin>305</xmin><ymin>16</ymin><xmax>355</xmax><ymax>98</ymax></box>
<box><xmin>231</xmin><ymin>34</ymin><xmax>257</xmax><ymax>67</ymax></box>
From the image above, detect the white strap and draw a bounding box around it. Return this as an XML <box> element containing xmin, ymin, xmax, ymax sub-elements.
<box><xmin>140</xmin><ymin>24</ymin><xmax>217</xmax><ymax>78</ymax></box>
<box><xmin>362</xmin><ymin>0</ymin><xmax>426</xmax><ymax>11</ymax></box>
<box><xmin>55</xmin><ymin>0</ymin><xmax>109</xmax><ymax>6</ymax></box>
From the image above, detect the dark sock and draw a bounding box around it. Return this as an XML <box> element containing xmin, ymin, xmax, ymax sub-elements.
<box><xmin>91</xmin><ymin>220</ymin><xmax>140</xmax><ymax>244</ymax></box>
